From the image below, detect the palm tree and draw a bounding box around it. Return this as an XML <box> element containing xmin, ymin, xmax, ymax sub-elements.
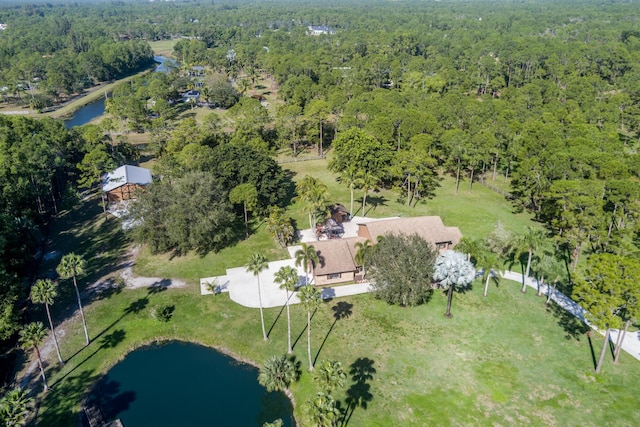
<box><xmin>56</xmin><ymin>253</ymin><xmax>89</xmax><ymax>345</ymax></box>
<box><xmin>478</xmin><ymin>250</ymin><xmax>502</xmax><ymax>298</ymax></box>
<box><xmin>30</xmin><ymin>279</ymin><xmax>63</xmax><ymax>364</ymax></box>
<box><xmin>303</xmin><ymin>392</ymin><xmax>340</xmax><ymax>427</ymax></box>
<box><xmin>246</xmin><ymin>252</ymin><xmax>269</xmax><ymax>341</ymax></box>
<box><xmin>337</xmin><ymin>165</ymin><xmax>359</xmax><ymax>218</ymax></box>
<box><xmin>0</xmin><ymin>387</ymin><xmax>34</xmax><ymax>426</ymax></box>
<box><xmin>258</xmin><ymin>355</ymin><xmax>297</xmax><ymax>392</ymax></box>
<box><xmin>295</xmin><ymin>243</ymin><xmax>319</xmax><ymax>286</ymax></box>
<box><xmin>512</xmin><ymin>227</ymin><xmax>546</xmax><ymax>293</ymax></box>
<box><xmin>533</xmin><ymin>254</ymin><xmax>563</xmax><ymax>297</ymax></box>
<box><xmin>294</xmin><ymin>175</ymin><xmax>330</xmax><ymax>231</ymax></box>
<box><xmin>312</xmin><ymin>360</ymin><xmax>347</xmax><ymax>395</ymax></box>
<box><xmin>433</xmin><ymin>250</ymin><xmax>476</xmax><ymax>318</ymax></box>
<box><xmin>298</xmin><ymin>285</ymin><xmax>321</xmax><ymax>371</ymax></box>
<box><xmin>273</xmin><ymin>266</ymin><xmax>299</xmax><ymax>353</ymax></box>
<box><xmin>354</xmin><ymin>239</ymin><xmax>373</xmax><ymax>280</ymax></box>
<box><xmin>455</xmin><ymin>237</ymin><xmax>484</xmax><ymax>262</ymax></box>
<box><xmin>238</xmin><ymin>78</ymin><xmax>250</xmax><ymax>95</ymax></box>
<box><xmin>358</xmin><ymin>170</ymin><xmax>379</xmax><ymax>217</ymax></box>
<box><xmin>19</xmin><ymin>322</ymin><xmax>48</xmax><ymax>392</ymax></box>
<box><xmin>542</xmin><ymin>257</ymin><xmax>567</xmax><ymax>305</ymax></box>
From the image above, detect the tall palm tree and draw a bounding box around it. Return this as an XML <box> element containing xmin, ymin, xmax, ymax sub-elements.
<box><xmin>358</xmin><ymin>170</ymin><xmax>378</xmax><ymax>217</ymax></box>
<box><xmin>0</xmin><ymin>387</ymin><xmax>34</xmax><ymax>426</ymax></box>
<box><xmin>478</xmin><ymin>250</ymin><xmax>502</xmax><ymax>298</ymax></box>
<box><xmin>19</xmin><ymin>322</ymin><xmax>48</xmax><ymax>392</ymax></box>
<box><xmin>312</xmin><ymin>360</ymin><xmax>347</xmax><ymax>395</ymax></box>
<box><xmin>338</xmin><ymin>165</ymin><xmax>359</xmax><ymax>218</ymax></box>
<box><xmin>512</xmin><ymin>227</ymin><xmax>546</xmax><ymax>293</ymax></box>
<box><xmin>56</xmin><ymin>253</ymin><xmax>89</xmax><ymax>345</ymax></box>
<box><xmin>295</xmin><ymin>243</ymin><xmax>319</xmax><ymax>286</ymax></box>
<box><xmin>273</xmin><ymin>266</ymin><xmax>299</xmax><ymax>353</ymax></box>
<box><xmin>30</xmin><ymin>279</ymin><xmax>63</xmax><ymax>364</ymax></box>
<box><xmin>294</xmin><ymin>175</ymin><xmax>330</xmax><ymax>231</ymax></box>
<box><xmin>246</xmin><ymin>252</ymin><xmax>269</xmax><ymax>341</ymax></box>
<box><xmin>298</xmin><ymin>285</ymin><xmax>321</xmax><ymax>371</ymax></box>
<box><xmin>354</xmin><ymin>239</ymin><xmax>373</xmax><ymax>280</ymax></box>
<box><xmin>433</xmin><ymin>250</ymin><xmax>476</xmax><ymax>318</ymax></box>
<box><xmin>258</xmin><ymin>355</ymin><xmax>297</xmax><ymax>392</ymax></box>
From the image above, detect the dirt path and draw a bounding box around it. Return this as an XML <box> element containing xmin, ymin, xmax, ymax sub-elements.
<box><xmin>19</xmin><ymin>245</ymin><xmax>186</xmax><ymax>388</ymax></box>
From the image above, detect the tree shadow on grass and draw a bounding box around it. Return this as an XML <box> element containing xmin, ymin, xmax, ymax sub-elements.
<box><xmin>266</xmin><ymin>301</ymin><xmax>287</xmax><ymax>339</ymax></box>
<box><xmin>38</xmin><ymin>369</ymin><xmax>101</xmax><ymax>427</ymax></box>
<box><xmin>545</xmin><ymin>300</ymin><xmax>589</xmax><ymax>341</ymax></box>
<box><xmin>292</xmin><ymin>308</ymin><xmax>317</xmax><ymax>350</ymax></box>
<box><xmin>56</xmin><ymin>329</ymin><xmax>127</xmax><ymax>385</ymax></box>
<box><xmin>363</xmin><ymin>195</ymin><xmax>387</xmax><ymax>217</ymax></box>
<box><xmin>340</xmin><ymin>357</ymin><xmax>376</xmax><ymax>427</ymax></box>
<box><xmin>314</xmin><ymin>302</ymin><xmax>353</xmax><ymax>365</ymax></box>
<box><xmin>66</xmin><ymin>297</ymin><xmax>147</xmax><ymax>364</ymax></box>
<box><xmin>586</xmin><ymin>332</ymin><xmax>598</xmax><ymax>371</ymax></box>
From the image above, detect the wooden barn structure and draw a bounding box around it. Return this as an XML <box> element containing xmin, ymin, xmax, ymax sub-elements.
<box><xmin>102</xmin><ymin>165</ymin><xmax>152</xmax><ymax>203</ymax></box>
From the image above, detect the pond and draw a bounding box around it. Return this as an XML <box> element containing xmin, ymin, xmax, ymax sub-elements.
<box><xmin>94</xmin><ymin>341</ymin><xmax>295</xmax><ymax>426</ymax></box>
<box><xmin>63</xmin><ymin>98</ymin><xmax>105</xmax><ymax>129</ymax></box>
<box><xmin>64</xmin><ymin>56</ymin><xmax>177</xmax><ymax>128</ymax></box>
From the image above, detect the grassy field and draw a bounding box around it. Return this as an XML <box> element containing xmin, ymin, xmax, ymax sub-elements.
<box><xmin>22</xmin><ymin>160</ymin><xmax>640</xmax><ymax>426</ymax></box>
<box><xmin>148</xmin><ymin>40</ymin><xmax>176</xmax><ymax>57</ymax></box>
<box><xmin>282</xmin><ymin>158</ymin><xmax>535</xmax><ymax>240</ymax></box>
<box><xmin>133</xmin><ymin>159</ymin><xmax>535</xmax><ymax>282</ymax></box>
<box><xmin>29</xmin><ymin>200</ymin><xmax>640</xmax><ymax>426</ymax></box>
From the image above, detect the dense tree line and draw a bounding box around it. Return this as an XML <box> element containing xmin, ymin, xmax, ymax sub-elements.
<box><xmin>0</xmin><ymin>116</ymin><xmax>82</xmax><ymax>340</ymax></box>
<box><xmin>1</xmin><ymin>0</ymin><xmax>638</xmax><ymax>283</ymax></box>
<box><xmin>5</xmin><ymin>0</ymin><xmax>632</xmax><ymax>264</ymax></box>
<box><xmin>0</xmin><ymin>113</ymin><xmax>143</xmax><ymax>363</ymax></box>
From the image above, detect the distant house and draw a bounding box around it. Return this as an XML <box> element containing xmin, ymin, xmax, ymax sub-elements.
<box><xmin>307</xmin><ymin>25</ymin><xmax>334</xmax><ymax>36</ymax></box>
<box><xmin>102</xmin><ymin>165</ymin><xmax>152</xmax><ymax>203</ymax></box>
<box><xmin>182</xmin><ymin>90</ymin><xmax>200</xmax><ymax>103</ymax></box>
<box><xmin>311</xmin><ymin>216</ymin><xmax>462</xmax><ymax>286</ymax></box>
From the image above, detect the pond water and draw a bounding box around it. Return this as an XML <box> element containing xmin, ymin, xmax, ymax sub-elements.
<box><xmin>63</xmin><ymin>98</ymin><xmax>105</xmax><ymax>128</ymax></box>
<box><xmin>94</xmin><ymin>341</ymin><xmax>295</xmax><ymax>427</ymax></box>
<box><xmin>64</xmin><ymin>56</ymin><xmax>176</xmax><ymax>128</ymax></box>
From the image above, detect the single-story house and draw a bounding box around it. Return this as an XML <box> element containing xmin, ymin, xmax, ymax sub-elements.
<box><xmin>357</xmin><ymin>216</ymin><xmax>462</xmax><ymax>251</ymax></box>
<box><xmin>102</xmin><ymin>165</ymin><xmax>152</xmax><ymax>203</ymax></box>
<box><xmin>311</xmin><ymin>216</ymin><xmax>462</xmax><ymax>286</ymax></box>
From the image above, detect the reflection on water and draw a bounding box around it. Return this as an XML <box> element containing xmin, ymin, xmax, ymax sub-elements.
<box><xmin>64</xmin><ymin>56</ymin><xmax>177</xmax><ymax>128</ymax></box>
<box><xmin>95</xmin><ymin>341</ymin><xmax>295</xmax><ymax>427</ymax></box>
<box><xmin>63</xmin><ymin>98</ymin><xmax>105</xmax><ymax>128</ymax></box>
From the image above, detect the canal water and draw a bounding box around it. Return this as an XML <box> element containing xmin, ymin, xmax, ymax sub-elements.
<box><xmin>95</xmin><ymin>341</ymin><xmax>295</xmax><ymax>426</ymax></box>
<box><xmin>64</xmin><ymin>56</ymin><xmax>176</xmax><ymax>128</ymax></box>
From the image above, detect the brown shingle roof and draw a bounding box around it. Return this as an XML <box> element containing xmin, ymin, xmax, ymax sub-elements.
<box><xmin>358</xmin><ymin>216</ymin><xmax>462</xmax><ymax>247</ymax></box>
<box><xmin>311</xmin><ymin>239</ymin><xmax>358</xmax><ymax>276</ymax></box>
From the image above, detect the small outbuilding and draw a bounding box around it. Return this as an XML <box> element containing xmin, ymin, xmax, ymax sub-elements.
<box><xmin>103</xmin><ymin>165</ymin><xmax>152</xmax><ymax>203</ymax></box>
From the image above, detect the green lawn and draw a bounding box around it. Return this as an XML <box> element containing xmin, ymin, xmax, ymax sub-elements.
<box><xmin>148</xmin><ymin>40</ymin><xmax>176</xmax><ymax>57</ymax></box>
<box><xmin>133</xmin><ymin>158</ymin><xmax>534</xmax><ymax>282</ymax></box>
<box><xmin>282</xmin><ymin>157</ymin><xmax>534</xmax><ymax>240</ymax></box>
<box><xmin>33</xmin><ymin>238</ymin><xmax>640</xmax><ymax>425</ymax></box>
<box><xmin>26</xmin><ymin>163</ymin><xmax>640</xmax><ymax>426</ymax></box>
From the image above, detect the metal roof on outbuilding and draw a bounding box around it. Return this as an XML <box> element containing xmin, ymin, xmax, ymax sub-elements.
<box><xmin>102</xmin><ymin>165</ymin><xmax>152</xmax><ymax>192</ymax></box>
